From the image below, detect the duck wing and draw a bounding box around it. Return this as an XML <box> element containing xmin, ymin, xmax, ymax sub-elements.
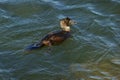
<box><xmin>41</xmin><ymin>30</ymin><xmax>71</xmax><ymax>45</ymax></box>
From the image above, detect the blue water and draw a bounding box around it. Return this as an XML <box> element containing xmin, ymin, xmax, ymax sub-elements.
<box><xmin>0</xmin><ymin>0</ymin><xmax>120</xmax><ymax>80</ymax></box>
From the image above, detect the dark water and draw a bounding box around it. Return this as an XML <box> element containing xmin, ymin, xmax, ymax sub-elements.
<box><xmin>0</xmin><ymin>0</ymin><xmax>120</xmax><ymax>80</ymax></box>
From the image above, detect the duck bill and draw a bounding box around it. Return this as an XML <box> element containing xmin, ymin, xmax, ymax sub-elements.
<box><xmin>70</xmin><ymin>20</ymin><xmax>77</xmax><ymax>25</ymax></box>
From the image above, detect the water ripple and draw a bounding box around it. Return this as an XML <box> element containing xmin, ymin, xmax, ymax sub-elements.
<box><xmin>94</xmin><ymin>19</ymin><xmax>116</xmax><ymax>27</ymax></box>
<box><xmin>41</xmin><ymin>0</ymin><xmax>64</xmax><ymax>9</ymax></box>
<box><xmin>0</xmin><ymin>0</ymin><xmax>120</xmax><ymax>80</ymax></box>
<box><xmin>112</xmin><ymin>0</ymin><xmax>120</xmax><ymax>3</ymax></box>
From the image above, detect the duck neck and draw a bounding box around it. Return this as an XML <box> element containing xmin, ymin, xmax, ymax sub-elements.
<box><xmin>61</xmin><ymin>26</ymin><xmax>70</xmax><ymax>32</ymax></box>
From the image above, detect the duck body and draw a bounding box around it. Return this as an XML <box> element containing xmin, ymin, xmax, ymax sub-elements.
<box><xmin>41</xmin><ymin>30</ymin><xmax>71</xmax><ymax>45</ymax></box>
<box><xmin>26</xmin><ymin>30</ymin><xmax>71</xmax><ymax>50</ymax></box>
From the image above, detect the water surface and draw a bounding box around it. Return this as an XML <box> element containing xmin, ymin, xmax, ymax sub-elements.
<box><xmin>0</xmin><ymin>0</ymin><xmax>120</xmax><ymax>80</ymax></box>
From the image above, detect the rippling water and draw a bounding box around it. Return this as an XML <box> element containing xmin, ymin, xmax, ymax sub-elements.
<box><xmin>0</xmin><ymin>0</ymin><xmax>120</xmax><ymax>80</ymax></box>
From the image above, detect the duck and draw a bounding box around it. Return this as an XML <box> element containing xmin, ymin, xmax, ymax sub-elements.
<box><xmin>26</xmin><ymin>17</ymin><xmax>76</xmax><ymax>50</ymax></box>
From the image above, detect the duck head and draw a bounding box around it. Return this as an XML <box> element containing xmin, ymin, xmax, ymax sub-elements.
<box><xmin>60</xmin><ymin>17</ymin><xmax>76</xmax><ymax>32</ymax></box>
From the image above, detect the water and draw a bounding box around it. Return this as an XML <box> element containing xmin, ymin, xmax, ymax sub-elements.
<box><xmin>0</xmin><ymin>0</ymin><xmax>120</xmax><ymax>80</ymax></box>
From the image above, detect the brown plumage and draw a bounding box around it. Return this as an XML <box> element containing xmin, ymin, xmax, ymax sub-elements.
<box><xmin>26</xmin><ymin>17</ymin><xmax>75</xmax><ymax>50</ymax></box>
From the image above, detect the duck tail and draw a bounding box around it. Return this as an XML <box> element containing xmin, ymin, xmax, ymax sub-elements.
<box><xmin>25</xmin><ymin>42</ymin><xmax>44</xmax><ymax>51</ymax></box>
